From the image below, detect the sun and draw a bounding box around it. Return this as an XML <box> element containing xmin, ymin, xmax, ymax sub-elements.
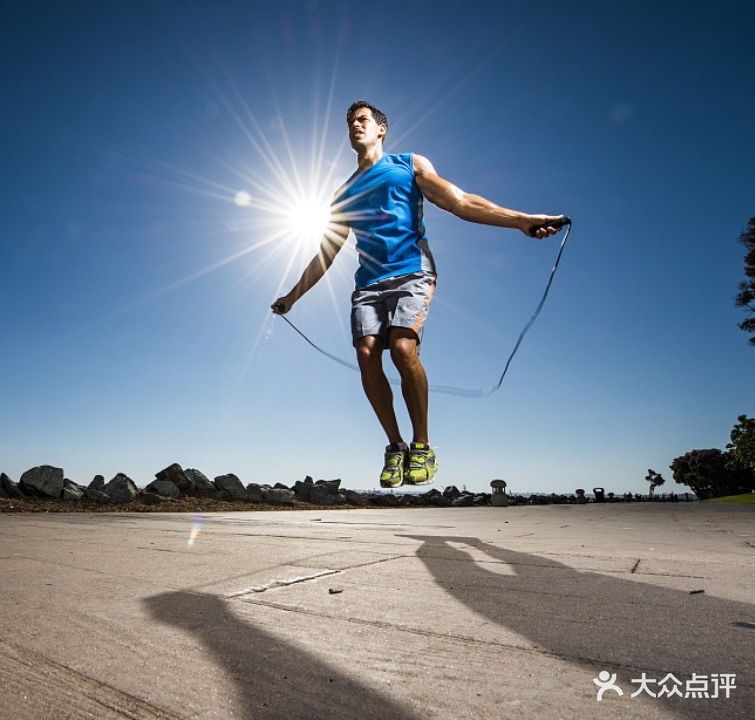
<box><xmin>284</xmin><ymin>195</ymin><xmax>332</xmax><ymax>249</ymax></box>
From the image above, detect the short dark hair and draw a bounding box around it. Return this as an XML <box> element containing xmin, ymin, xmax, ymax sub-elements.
<box><xmin>346</xmin><ymin>101</ymin><xmax>388</xmax><ymax>136</ymax></box>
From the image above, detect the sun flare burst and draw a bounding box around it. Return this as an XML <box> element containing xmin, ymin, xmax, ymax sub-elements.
<box><xmin>284</xmin><ymin>193</ymin><xmax>333</xmax><ymax>250</ymax></box>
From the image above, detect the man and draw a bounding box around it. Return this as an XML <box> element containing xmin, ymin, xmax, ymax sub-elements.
<box><xmin>272</xmin><ymin>101</ymin><xmax>564</xmax><ymax>488</ymax></box>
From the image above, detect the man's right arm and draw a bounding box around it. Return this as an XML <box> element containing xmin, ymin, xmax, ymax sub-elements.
<box><xmin>413</xmin><ymin>154</ymin><xmax>564</xmax><ymax>238</ymax></box>
<box><xmin>271</xmin><ymin>219</ymin><xmax>349</xmax><ymax>314</ymax></box>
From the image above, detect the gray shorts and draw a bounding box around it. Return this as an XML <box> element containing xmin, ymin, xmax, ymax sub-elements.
<box><xmin>351</xmin><ymin>271</ymin><xmax>437</xmax><ymax>345</ymax></box>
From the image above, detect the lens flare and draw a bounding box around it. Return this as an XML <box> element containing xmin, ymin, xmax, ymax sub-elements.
<box><xmin>234</xmin><ymin>190</ymin><xmax>252</xmax><ymax>207</ymax></box>
<box><xmin>187</xmin><ymin>515</ymin><xmax>205</xmax><ymax>549</ymax></box>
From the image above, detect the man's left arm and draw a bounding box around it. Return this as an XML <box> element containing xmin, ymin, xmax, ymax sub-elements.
<box><xmin>413</xmin><ymin>154</ymin><xmax>564</xmax><ymax>239</ymax></box>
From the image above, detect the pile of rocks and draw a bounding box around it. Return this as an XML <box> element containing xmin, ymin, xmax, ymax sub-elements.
<box><xmin>0</xmin><ymin>464</ymin><xmax>493</xmax><ymax>508</ymax></box>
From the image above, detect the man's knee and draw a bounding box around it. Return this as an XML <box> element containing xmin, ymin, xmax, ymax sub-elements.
<box><xmin>355</xmin><ymin>336</ymin><xmax>383</xmax><ymax>368</ymax></box>
<box><xmin>389</xmin><ymin>331</ymin><xmax>419</xmax><ymax>370</ymax></box>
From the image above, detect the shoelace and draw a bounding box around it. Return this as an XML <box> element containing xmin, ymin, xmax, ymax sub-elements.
<box><xmin>407</xmin><ymin>450</ymin><xmax>432</xmax><ymax>468</ymax></box>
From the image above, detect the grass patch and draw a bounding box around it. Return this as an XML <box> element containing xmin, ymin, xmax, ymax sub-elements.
<box><xmin>705</xmin><ymin>493</ymin><xmax>755</xmax><ymax>505</ymax></box>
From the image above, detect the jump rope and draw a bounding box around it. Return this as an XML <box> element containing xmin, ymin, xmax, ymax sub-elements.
<box><xmin>274</xmin><ymin>217</ymin><xmax>571</xmax><ymax>398</ymax></box>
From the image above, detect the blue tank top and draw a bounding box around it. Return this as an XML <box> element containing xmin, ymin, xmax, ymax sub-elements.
<box><xmin>333</xmin><ymin>153</ymin><xmax>435</xmax><ymax>288</ymax></box>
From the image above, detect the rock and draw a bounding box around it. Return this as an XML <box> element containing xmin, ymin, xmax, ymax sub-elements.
<box><xmin>141</xmin><ymin>492</ymin><xmax>176</xmax><ymax>505</ymax></box>
<box><xmin>452</xmin><ymin>494</ymin><xmax>476</xmax><ymax>507</ymax></box>
<box><xmin>0</xmin><ymin>473</ymin><xmax>12</xmax><ymax>498</ymax></box>
<box><xmin>1</xmin><ymin>473</ymin><xmax>25</xmax><ymax>499</ymax></box>
<box><xmin>184</xmin><ymin>468</ymin><xmax>217</xmax><ymax>497</ymax></box>
<box><xmin>104</xmin><ymin>473</ymin><xmax>138</xmax><ymax>503</ymax></box>
<box><xmin>155</xmin><ymin>463</ymin><xmax>192</xmax><ymax>491</ymax></box>
<box><xmin>62</xmin><ymin>486</ymin><xmax>84</xmax><ymax>501</ymax></box>
<box><xmin>245</xmin><ymin>483</ymin><xmax>265</xmax><ymax>503</ymax></box>
<box><xmin>308</xmin><ymin>485</ymin><xmax>342</xmax><ymax>505</ymax></box>
<box><xmin>89</xmin><ymin>475</ymin><xmax>105</xmax><ymax>490</ymax></box>
<box><xmin>421</xmin><ymin>488</ymin><xmax>442</xmax><ymax>501</ymax></box>
<box><xmin>263</xmin><ymin>487</ymin><xmax>295</xmax><ymax>504</ymax></box>
<box><xmin>145</xmin><ymin>479</ymin><xmax>182</xmax><ymax>499</ymax></box>
<box><xmin>62</xmin><ymin>480</ymin><xmax>84</xmax><ymax>502</ymax></box>
<box><xmin>428</xmin><ymin>494</ymin><xmax>451</xmax><ymax>507</ymax></box>
<box><xmin>293</xmin><ymin>476</ymin><xmax>315</xmax><ymax>502</ymax></box>
<box><xmin>19</xmin><ymin>466</ymin><xmax>64</xmax><ymax>498</ymax></box>
<box><xmin>84</xmin><ymin>488</ymin><xmax>112</xmax><ymax>504</ymax></box>
<box><xmin>273</xmin><ymin>482</ymin><xmax>290</xmax><ymax>490</ymax></box>
<box><xmin>292</xmin><ymin>478</ymin><xmax>344</xmax><ymax>504</ymax></box>
<box><xmin>443</xmin><ymin>485</ymin><xmax>462</xmax><ymax>499</ymax></box>
<box><xmin>154</xmin><ymin>463</ymin><xmax>188</xmax><ymax>489</ymax></box>
<box><xmin>342</xmin><ymin>490</ymin><xmax>367</xmax><ymax>506</ymax></box>
<box><xmin>373</xmin><ymin>493</ymin><xmax>400</xmax><ymax>507</ymax></box>
<box><xmin>315</xmin><ymin>479</ymin><xmax>341</xmax><ymax>494</ymax></box>
<box><xmin>213</xmin><ymin>474</ymin><xmax>246</xmax><ymax>500</ymax></box>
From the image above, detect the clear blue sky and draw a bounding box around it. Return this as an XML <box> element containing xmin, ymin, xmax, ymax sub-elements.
<box><xmin>2</xmin><ymin>0</ymin><xmax>753</xmax><ymax>495</ymax></box>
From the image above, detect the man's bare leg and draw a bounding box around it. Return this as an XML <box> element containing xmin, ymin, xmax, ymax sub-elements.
<box><xmin>388</xmin><ymin>327</ymin><xmax>436</xmax><ymax>484</ymax></box>
<box><xmin>355</xmin><ymin>335</ymin><xmax>403</xmax><ymax>445</ymax></box>
<box><xmin>388</xmin><ymin>327</ymin><xmax>429</xmax><ymax>444</ymax></box>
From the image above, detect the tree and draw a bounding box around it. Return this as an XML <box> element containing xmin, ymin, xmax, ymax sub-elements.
<box><xmin>645</xmin><ymin>469</ymin><xmax>666</xmax><ymax>497</ymax></box>
<box><xmin>670</xmin><ymin>449</ymin><xmax>753</xmax><ymax>499</ymax></box>
<box><xmin>726</xmin><ymin>414</ymin><xmax>755</xmax><ymax>473</ymax></box>
<box><xmin>735</xmin><ymin>216</ymin><xmax>755</xmax><ymax>346</ymax></box>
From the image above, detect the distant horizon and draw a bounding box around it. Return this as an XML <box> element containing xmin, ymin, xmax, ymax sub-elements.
<box><xmin>4</xmin><ymin>463</ymin><xmax>702</xmax><ymax>499</ymax></box>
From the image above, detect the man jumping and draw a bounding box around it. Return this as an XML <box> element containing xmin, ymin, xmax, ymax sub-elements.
<box><xmin>272</xmin><ymin>101</ymin><xmax>564</xmax><ymax>489</ymax></box>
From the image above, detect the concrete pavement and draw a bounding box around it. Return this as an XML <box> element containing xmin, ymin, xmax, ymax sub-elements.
<box><xmin>0</xmin><ymin>502</ymin><xmax>753</xmax><ymax>719</ymax></box>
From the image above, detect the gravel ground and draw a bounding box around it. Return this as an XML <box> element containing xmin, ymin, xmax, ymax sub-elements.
<box><xmin>0</xmin><ymin>495</ymin><xmax>375</xmax><ymax>514</ymax></box>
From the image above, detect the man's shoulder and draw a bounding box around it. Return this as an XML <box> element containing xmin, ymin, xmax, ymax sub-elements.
<box><xmin>385</xmin><ymin>152</ymin><xmax>413</xmax><ymax>164</ymax></box>
<box><xmin>383</xmin><ymin>153</ymin><xmax>418</xmax><ymax>176</ymax></box>
<box><xmin>389</xmin><ymin>153</ymin><xmax>434</xmax><ymax>175</ymax></box>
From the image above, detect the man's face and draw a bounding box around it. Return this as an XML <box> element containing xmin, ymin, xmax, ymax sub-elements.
<box><xmin>348</xmin><ymin>107</ymin><xmax>385</xmax><ymax>150</ymax></box>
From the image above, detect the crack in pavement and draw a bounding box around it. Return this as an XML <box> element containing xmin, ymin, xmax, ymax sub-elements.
<box><xmin>226</xmin><ymin>569</ymin><xmax>342</xmax><ymax>596</ymax></box>
<box><xmin>223</xmin><ymin>554</ymin><xmax>411</xmax><ymax>597</ymax></box>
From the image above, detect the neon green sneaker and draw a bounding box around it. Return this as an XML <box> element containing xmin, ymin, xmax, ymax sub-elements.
<box><xmin>405</xmin><ymin>442</ymin><xmax>438</xmax><ymax>485</ymax></box>
<box><xmin>380</xmin><ymin>444</ymin><xmax>408</xmax><ymax>488</ymax></box>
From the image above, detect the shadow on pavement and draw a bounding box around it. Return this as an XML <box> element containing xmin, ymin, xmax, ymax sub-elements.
<box><xmin>401</xmin><ymin>535</ymin><xmax>753</xmax><ymax>720</ymax></box>
<box><xmin>144</xmin><ymin>590</ymin><xmax>421</xmax><ymax>720</ymax></box>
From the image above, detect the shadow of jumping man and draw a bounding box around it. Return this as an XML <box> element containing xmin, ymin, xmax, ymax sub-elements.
<box><xmin>144</xmin><ymin>590</ymin><xmax>423</xmax><ymax>720</ymax></box>
<box><xmin>399</xmin><ymin>535</ymin><xmax>753</xmax><ymax>720</ymax></box>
